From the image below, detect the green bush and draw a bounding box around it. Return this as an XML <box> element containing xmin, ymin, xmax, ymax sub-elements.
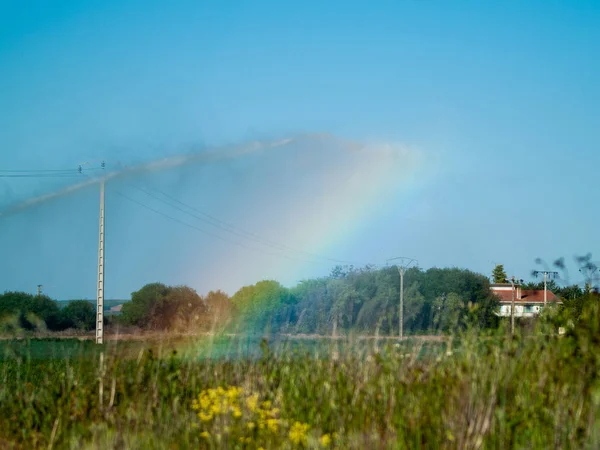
<box><xmin>0</xmin><ymin>291</ymin><xmax>62</xmax><ymax>331</ymax></box>
<box><xmin>61</xmin><ymin>300</ymin><xmax>95</xmax><ymax>330</ymax></box>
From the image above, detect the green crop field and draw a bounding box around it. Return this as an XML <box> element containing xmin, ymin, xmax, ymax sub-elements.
<box><xmin>1</xmin><ymin>319</ymin><xmax>600</xmax><ymax>450</ymax></box>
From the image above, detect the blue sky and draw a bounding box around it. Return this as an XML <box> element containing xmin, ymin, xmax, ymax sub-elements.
<box><xmin>0</xmin><ymin>1</ymin><xmax>599</xmax><ymax>299</ymax></box>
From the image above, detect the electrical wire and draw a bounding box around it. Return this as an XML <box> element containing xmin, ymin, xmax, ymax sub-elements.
<box><xmin>111</xmin><ymin>188</ymin><xmax>332</xmax><ymax>265</ymax></box>
<box><xmin>0</xmin><ymin>174</ymin><xmax>82</xmax><ymax>178</ymax></box>
<box><xmin>124</xmin><ymin>181</ymin><xmax>363</xmax><ymax>266</ymax></box>
<box><xmin>0</xmin><ymin>167</ymin><xmax>101</xmax><ymax>178</ymax></box>
<box><xmin>75</xmin><ymin>169</ymin><xmax>372</xmax><ymax>267</ymax></box>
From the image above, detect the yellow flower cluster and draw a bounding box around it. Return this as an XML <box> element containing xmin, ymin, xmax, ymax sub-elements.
<box><xmin>191</xmin><ymin>386</ymin><xmax>244</xmax><ymax>423</ymax></box>
<box><xmin>192</xmin><ymin>387</ymin><xmax>281</xmax><ymax>439</ymax></box>
<box><xmin>192</xmin><ymin>385</ymin><xmax>337</xmax><ymax>447</ymax></box>
<box><xmin>253</xmin><ymin>400</ymin><xmax>281</xmax><ymax>432</ymax></box>
<box><xmin>320</xmin><ymin>433</ymin><xmax>332</xmax><ymax>447</ymax></box>
<box><xmin>289</xmin><ymin>421</ymin><xmax>310</xmax><ymax>445</ymax></box>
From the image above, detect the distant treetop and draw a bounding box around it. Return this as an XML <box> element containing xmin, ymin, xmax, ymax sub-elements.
<box><xmin>492</xmin><ymin>264</ymin><xmax>508</xmax><ymax>284</ymax></box>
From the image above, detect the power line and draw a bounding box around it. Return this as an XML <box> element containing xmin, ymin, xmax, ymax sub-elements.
<box><xmin>0</xmin><ymin>173</ymin><xmax>82</xmax><ymax>178</ymax></box>
<box><xmin>111</xmin><ymin>188</ymin><xmax>330</xmax><ymax>265</ymax></box>
<box><xmin>125</xmin><ymin>181</ymin><xmax>361</xmax><ymax>266</ymax></box>
<box><xmin>77</xmin><ymin>170</ymin><xmax>371</xmax><ymax>267</ymax></box>
<box><xmin>0</xmin><ymin>167</ymin><xmax>100</xmax><ymax>178</ymax></box>
<box><xmin>0</xmin><ymin>168</ymin><xmax>78</xmax><ymax>173</ymax></box>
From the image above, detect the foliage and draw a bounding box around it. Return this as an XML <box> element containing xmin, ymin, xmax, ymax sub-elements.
<box><xmin>492</xmin><ymin>264</ymin><xmax>508</xmax><ymax>284</ymax></box>
<box><xmin>61</xmin><ymin>300</ymin><xmax>95</xmax><ymax>330</ymax></box>
<box><xmin>120</xmin><ymin>282</ymin><xmax>171</xmax><ymax>327</ymax></box>
<box><xmin>230</xmin><ymin>266</ymin><xmax>499</xmax><ymax>336</ymax></box>
<box><xmin>0</xmin><ymin>291</ymin><xmax>62</xmax><ymax>331</ymax></box>
<box><xmin>231</xmin><ymin>280</ymin><xmax>293</xmax><ymax>332</ymax></box>
<box><xmin>3</xmin><ymin>305</ymin><xmax>600</xmax><ymax>448</ymax></box>
<box><xmin>204</xmin><ymin>290</ymin><xmax>234</xmax><ymax>329</ymax></box>
<box><xmin>120</xmin><ymin>283</ymin><xmax>221</xmax><ymax>331</ymax></box>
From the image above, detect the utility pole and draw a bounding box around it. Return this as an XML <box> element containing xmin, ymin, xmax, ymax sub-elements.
<box><xmin>79</xmin><ymin>160</ymin><xmax>106</xmax><ymax>345</ymax></box>
<box><xmin>508</xmin><ymin>276</ymin><xmax>524</xmax><ymax>335</ymax></box>
<box><xmin>37</xmin><ymin>284</ymin><xmax>42</xmax><ymax>296</ymax></box>
<box><xmin>400</xmin><ymin>266</ymin><xmax>404</xmax><ymax>339</ymax></box>
<box><xmin>387</xmin><ymin>257</ymin><xmax>417</xmax><ymax>340</ymax></box>
<box><xmin>509</xmin><ymin>277</ymin><xmax>515</xmax><ymax>335</ymax></box>
<box><xmin>96</xmin><ymin>178</ymin><xmax>105</xmax><ymax>344</ymax></box>
<box><xmin>533</xmin><ymin>271</ymin><xmax>558</xmax><ymax>308</ymax></box>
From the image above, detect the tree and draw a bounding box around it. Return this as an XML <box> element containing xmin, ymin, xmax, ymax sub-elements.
<box><xmin>403</xmin><ymin>281</ymin><xmax>426</xmax><ymax>333</ymax></box>
<box><xmin>0</xmin><ymin>291</ymin><xmax>62</xmax><ymax>331</ymax></box>
<box><xmin>121</xmin><ymin>283</ymin><xmax>170</xmax><ymax>327</ymax></box>
<box><xmin>492</xmin><ymin>264</ymin><xmax>508</xmax><ymax>284</ymax></box>
<box><xmin>231</xmin><ymin>280</ymin><xmax>293</xmax><ymax>333</ymax></box>
<box><xmin>61</xmin><ymin>300</ymin><xmax>95</xmax><ymax>330</ymax></box>
<box><xmin>432</xmin><ymin>293</ymin><xmax>465</xmax><ymax>332</ymax></box>
<box><xmin>120</xmin><ymin>283</ymin><xmax>208</xmax><ymax>331</ymax></box>
<box><xmin>204</xmin><ymin>290</ymin><xmax>233</xmax><ymax>329</ymax></box>
<box><xmin>150</xmin><ymin>285</ymin><xmax>205</xmax><ymax>330</ymax></box>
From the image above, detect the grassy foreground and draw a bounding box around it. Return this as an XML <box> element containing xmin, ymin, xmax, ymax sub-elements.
<box><xmin>1</xmin><ymin>316</ymin><xmax>600</xmax><ymax>449</ymax></box>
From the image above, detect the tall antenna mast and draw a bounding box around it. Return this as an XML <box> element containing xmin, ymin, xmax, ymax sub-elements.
<box><xmin>387</xmin><ymin>256</ymin><xmax>417</xmax><ymax>340</ymax></box>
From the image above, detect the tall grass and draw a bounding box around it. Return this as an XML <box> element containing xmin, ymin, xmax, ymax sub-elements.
<box><xmin>1</xmin><ymin>310</ymin><xmax>600</xmax><ymax>449</ymax></box>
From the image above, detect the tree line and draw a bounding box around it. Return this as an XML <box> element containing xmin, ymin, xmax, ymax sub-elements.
<box><xmin>229</xmin><ymin>265</ymin><xmax>500</xmax><ymax>335</ymax></box>
<box><xmin>0</xmin><ymin>292</ymin><xmax>95</xmax><ymax>333</ymax></box>
<box><xmin>2</xmin><ymin>258</ymin><xmax>596</xmax><ymax>335</ymax></box>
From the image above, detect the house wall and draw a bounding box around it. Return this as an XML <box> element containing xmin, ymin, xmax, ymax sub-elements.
<box><xmin>498</xmin><ymin>304</ymin><xmax>543</xmax><ymax>317</ymax></box>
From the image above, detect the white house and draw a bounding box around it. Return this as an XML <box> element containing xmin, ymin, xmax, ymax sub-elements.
<box><xmin>490</xmin><ymin>284</ymin><xmax>561</xmax><ymax>317</ymax></box>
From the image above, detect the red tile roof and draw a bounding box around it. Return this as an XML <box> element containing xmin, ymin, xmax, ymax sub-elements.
<box><xmin>491</xmin><ymin>288</ymin><xmax>560</xmax><ymax>304</ymax></box>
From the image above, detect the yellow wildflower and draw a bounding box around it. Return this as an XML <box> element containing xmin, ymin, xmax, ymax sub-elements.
<box><xmin>200</xmin><ymin>431</ymin><xmax>210</xmax><ymax>439</ymax></box>
<box><xmin>246</xmin><ymin>393</ymin><xmax>259</xmax><ymax>412</ymax></box>
<box><xmin>247</xmin><ymin>421</ymin><xmax>256</xmax><ymax>430</ymax></box>
<box><xmin>266</xmin><ymin>418</ymin><xmax>279</xmax><ymax>433</ymax></box>
<box><xmin>211</xmin><ymin>403</ymin><xmax>223</xmax><ymax>415</ymax></box>
<box><xmin>199</xmin><ymin>395</ymin><xmax>211</xmax><ymax>410</ymax></box>
<box><xmin>198</xmin><ymin>411</ymin><xmax>213</xmax><ymax>422</ymax></box>
<box><xmin>320</xmin><ymin>434</ymin><xmax>331</xmax><ymax>447</ymax></box>
<box><xmin>232</xmin><ymin>406</ymin><xmax>243</xmax><ymax>418</ymax></box>
<box><xmin>261</xmin><ymin>400</ymin><xmax>272</xmax><ymax>409</ymax></box>
<box><xmin>289</xmin><ymin>422</ymin><xmax>310</xmax><ymax>445</ymax></box>
<box><xmin>226</xmin><ymin>386</ymin><xmax>243</xmax><ymax>401</ymax></box>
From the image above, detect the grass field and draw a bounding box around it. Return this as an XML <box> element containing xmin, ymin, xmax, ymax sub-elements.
<box><xmin>1</xmin><ymin>321</ymin><xmax>599</xmax><ymax>449</ymax></box>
